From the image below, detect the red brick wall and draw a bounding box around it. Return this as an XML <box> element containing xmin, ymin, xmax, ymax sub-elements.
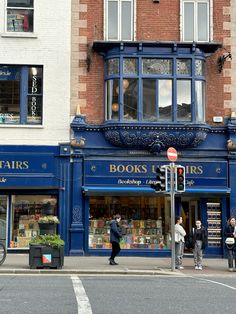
<box><xmin>77</xmin><ymin>0</ymin><xmax>230</xmax><ymax>125</ymax></box>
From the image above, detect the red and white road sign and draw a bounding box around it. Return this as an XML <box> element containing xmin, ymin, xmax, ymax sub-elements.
<box><xmin>167</xmin><ymin>147</ymin><xmax>177</xmax><ymax>162</ymax></box>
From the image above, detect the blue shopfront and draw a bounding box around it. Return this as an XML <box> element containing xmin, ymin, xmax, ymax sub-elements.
<box><xmin>0</xmin><ymin>145</ymin><xmax>71</xmax><ymax>255</ymax></box>
<box><xmin>69</xmin><ymin>133</ymin><xmax>232</xmax><ymax>258</ymax></box>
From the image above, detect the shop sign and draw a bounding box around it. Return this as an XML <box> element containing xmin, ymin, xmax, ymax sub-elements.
<box><xmin>84</xmin><ymin>159</ymin><xmax>228</xmax><ymax>189</ymax></box>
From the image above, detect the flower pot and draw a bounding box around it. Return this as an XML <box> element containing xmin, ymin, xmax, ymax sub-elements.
<box><xmin>29</xmin><ymin>244</ymin><xmax>64</xmax><ymax>269</ymax></box>
<box><xmin>38</xmin><ymin>223</ymin><xmax>57</xmax><ymax>235</ymax></box>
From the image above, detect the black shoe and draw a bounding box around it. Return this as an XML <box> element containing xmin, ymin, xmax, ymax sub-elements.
<box><xmin>109</xmin><ymin>258</ymin><xmax>116</xmax><ymax>265</ymax></box>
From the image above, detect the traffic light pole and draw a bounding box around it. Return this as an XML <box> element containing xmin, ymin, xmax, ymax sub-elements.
<box><xmin>170</xmin><ymin>162</ymin><xmax>176</xmax><ymax>272</ymax></box>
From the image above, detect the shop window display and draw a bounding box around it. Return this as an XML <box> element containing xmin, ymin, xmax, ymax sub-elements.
<box><xmin>11</xmin><ymin>195</ymin><xmax>58</xmax><ymax>248</ymax></box>
<box><xmin>89</xmin><ymin>196</ymin><xmax>171</xmax><ymax>250</ymax></box>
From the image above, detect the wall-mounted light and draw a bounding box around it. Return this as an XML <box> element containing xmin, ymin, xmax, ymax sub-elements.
<box><xmin>217</xmin><ymin>51</ymin><xmax>232</xmax><ymax>73</ymax></box>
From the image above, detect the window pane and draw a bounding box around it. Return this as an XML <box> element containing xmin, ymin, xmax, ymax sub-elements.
<box><xmin>184</xmin><ymin>3</ymin><xmax>194</xmax><ymax>41</ymax></box>
<box><xmin>198</xmin><ymin>3</ymin><xmax>208</xmax><ymax>41</ymax></box>
<box><xmin>177</xmin><ymin>80</ymin><xmax>191</xmax><ymax>121</ymax></box>
<box><xmin>177</xmin><ymin>59</ymin><xmax>191</xmax><ymax>75</ymax></box>
<box><xmin>124</xmin><ymin>79</ymin><xmax>138</xmax><ymax>120</ymax></box>
<box><xmin>123</xmin><ymin>58</ymin><xmax>137</xmax><ymax>75</ymax></box>
<box><xmin>121</xmin><ymin>1</ymin><xmax>132</xmax><ymax>40</ymax></box>
<box><xmin>195</xmin><ymin>80</ymin><xmax>205</xmax><ymax>122</ymax></box>
<box><xmin>7</xmin><ymin>0</ymin><xmax>33</xmax><ymax>8</ymax></box>
<box><xmin>142</xmin><ymin>59</ymin><xmax>172</xmax><ymax>75</ymax></box>
<box><xmin>195</xmin><ymin>59</ymin><xmax>205</xmax><ymax>76</ymax></box>
<box><xmin>11</xmin><ymin>195</ymin><xmax>57</xmax><ymax>248</ymax></box>
<box><xmin>7</xmin><ymin>9</ymin><xmax>33</xmax><ymax>32</ymax></box>
<box><xmin>108</xmin><ymin>1</ymin><xmax>118</xmax><ymax>40</ymax></box>
<box><xmin>27</xmin><ymin>67</ymin><xmax>42</xmax><ymax>124</ymax></box>
<box><xmin>106</xmin><ymin>79</ymin><xmax>119</xmax><ymax>120</ymax></box>
<box><xmin>0</xmin><ymin>66</ymin><xmax>20</xmax><ymax>124</ymax></box>
<box><xmin>143</xmin><ymin>80</ymin><xmax>156</xmax><ymax>121</ymax></box>
<box><xmin>159</xmin><ymin>80</ymin><xmax>172</xmax><ymax>121</ymax></box>
<box><xmin>106</xmin><ymin>58</ymin><xmax>119</xmax><ymax>76</ymax></box>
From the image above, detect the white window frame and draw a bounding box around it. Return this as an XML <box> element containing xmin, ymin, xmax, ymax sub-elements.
<box><xmin>104</xmin><ymin>0</ymin><xmax>135</xmax><ymax>41</ymax></box>
<box><xmin>180</xmin><ymin>0</ymin><xmax>212</xmax><ymax>42</ymax></box>
<box><xmin>5</xmin><ymin>0</ymin><xmax>34</xmax><ymax>33</ymax></box>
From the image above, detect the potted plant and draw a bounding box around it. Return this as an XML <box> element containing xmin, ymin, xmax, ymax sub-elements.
<box><xmin>29</xmin><ymin>234</ymin><xmax>64</xmax><ymax>269</ymax></box>
<box><xmin>38</xmin><ymin>215</ymin><xmax>60</xmax><ymax>235</ymax></box>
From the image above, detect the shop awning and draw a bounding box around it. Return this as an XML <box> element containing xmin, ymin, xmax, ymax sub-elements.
<box><xmin>82</xmin><ymin>186</ymin><xmax>231</xmax><ymax>196</ymax></box>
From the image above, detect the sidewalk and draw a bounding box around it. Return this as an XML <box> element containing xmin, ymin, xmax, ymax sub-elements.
<box><xmin>0</xmin><ymin>254</ymin><xmax>234</xmax><ymax>276</ymax></box>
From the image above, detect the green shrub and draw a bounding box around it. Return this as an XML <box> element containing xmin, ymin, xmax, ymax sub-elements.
<box><xmin>29</xmin><ymin>234</ymin><xmax>64</xmax><ymax>248</ymax></box>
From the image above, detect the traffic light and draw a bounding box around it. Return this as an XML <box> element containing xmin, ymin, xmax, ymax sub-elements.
<box><xmin>150</xmin><ymin>166</ymin><xmax>167</xmax><ymax>192</ymax></box>
<box><xmin>175</xmin><ymin>166</ymin><xmax>185</xmax><ymax>192</ymax></box>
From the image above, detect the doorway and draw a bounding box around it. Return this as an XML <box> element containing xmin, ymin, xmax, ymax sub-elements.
<box><xmin>180</xmin><ymin>199</ymin><xmax>199</xmax><ymax>239</ymax></box>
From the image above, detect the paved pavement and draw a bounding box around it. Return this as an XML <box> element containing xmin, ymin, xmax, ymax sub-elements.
<box><xmin>0</xmin><ymin>253</ymin><xmax>235</xmax><ymax>276</ymax></box>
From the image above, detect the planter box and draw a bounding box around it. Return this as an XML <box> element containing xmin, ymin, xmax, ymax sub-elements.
<box><xmin>29</xmin><ymin>245</ymin><xmax>64</xmax><ymax>269</ymax></box>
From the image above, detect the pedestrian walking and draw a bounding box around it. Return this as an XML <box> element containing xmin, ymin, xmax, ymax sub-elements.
<box><xmin>224</xmin><ymin>217</ymin><xmax>236</xmax><ymax>272</ymax></box>
<box><xmin>109</xmin><ymin>214</ymin><xmax>122</xmax><ymax>265</ymax></box>
<box><xmin>175</xmin><ymin>216</ymin><xmax>186</xmax><ymax>270</ymax></box>
<box><xmin>189</xmin><ymin>220</ymin><xmax>208</xmax><ymax>270</ymax></box>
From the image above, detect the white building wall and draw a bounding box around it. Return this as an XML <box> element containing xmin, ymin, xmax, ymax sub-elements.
<box><xmin>0</xmin><ymin>0</ymin><xmax>71</xmax><ymax>145</ymax></box>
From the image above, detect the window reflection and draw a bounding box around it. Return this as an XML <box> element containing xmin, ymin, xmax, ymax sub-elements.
<box><xmin>143</xmin><ymin>80</ymin><xmax>157</xmax><ymax>121</ymax></box>
<box><xmin>124</xmin><ymin>79</ymin><xmax>138</xmax><ymax>120</ymax></box>
<box><xmin>177</xmin><ymin>80</ymin><xmax>191</xmax><ymax>121</ymax></box>
<box><xmin>159</xmin><ymin>80</ymin><xmax>172</xmax><ymax>121</ymax></box>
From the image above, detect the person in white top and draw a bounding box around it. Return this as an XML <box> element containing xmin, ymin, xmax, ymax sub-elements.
<box><xmin>175</xmin><ymin>216</ymin><xmax>186</xmax><ymax>270</ymax></box>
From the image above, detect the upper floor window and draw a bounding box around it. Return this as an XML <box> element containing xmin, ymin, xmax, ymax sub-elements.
<box><xmin>105</xmin><ymin>0</ymin><xmax>134</xmax><ymax>41</ymax></box>
<box><xmin>0</xmin><ymin>65</ymin><xmax>42</xmax><ymax>125</ymax></box>
<box><xmin>182</xmin><ymin>0</ymin><xmax>210</xmax><ymax>42</ymax></box>
<box><xmin>105</xmin><ymin>57</ymin><xmax>205</xmax><ymax>123</ymax></box>
<box><xmin>6</xmin><ymin>0</ymin><xmax>34</xmax><ymax>33</ymax></box>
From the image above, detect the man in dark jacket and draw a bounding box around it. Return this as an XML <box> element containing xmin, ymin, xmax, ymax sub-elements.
<box><xmin>109</xmin><ymin>214</ymin><xmax>122</xmax><ymax>265</ymax></box>
<box><xmin>189</xmin><ymin>220</ymin><xmax>208</xmax><ymax>270</ymax></box>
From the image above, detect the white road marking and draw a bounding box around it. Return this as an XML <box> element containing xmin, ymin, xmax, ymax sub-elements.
<box><xmin>196</xmin><ymin>277</ymin><xmax>236</xmax><ymax>291</ymax></box>
<box><xmin>71</xmin><ymin>276</ymin><xmax>93</xmax><ymax>314</ymax></box>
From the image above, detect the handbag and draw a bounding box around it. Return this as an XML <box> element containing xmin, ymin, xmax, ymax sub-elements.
<box><xmin>225</xmin><ymin>237</ymin><xmax>235</xmax><ymax>245</ymax></box>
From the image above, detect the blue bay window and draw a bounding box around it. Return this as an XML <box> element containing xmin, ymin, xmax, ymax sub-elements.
<box><xmin>0</xmin><ymin>65</ymin><xmax>43</xmax><ymax>125</ymax></box>
<box><xmin>105</xmin><ymin>56</ymin><xmax>205</xmax><ymax>123</ymax></box>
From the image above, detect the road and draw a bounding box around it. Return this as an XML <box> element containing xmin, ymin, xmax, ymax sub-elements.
<box><xmin>0</xmin><ymin>275</ymin><xmax>235</xmax><ymax>314</ymax></box>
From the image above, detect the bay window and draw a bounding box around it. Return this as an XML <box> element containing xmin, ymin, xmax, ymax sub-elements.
<box><xmin>105</xmin><ymin>56</ymin><xmax>205</xmax><ymax>123</ymax></box>
<box><xmin>6</xmin><ymin>0</ymin><xmax>34</xmax><ymax>33</ymax></box>
<box><xmin>0</xmin><ymin>65</ymin><xmax>43</xmax><ymax>125</ymax></box>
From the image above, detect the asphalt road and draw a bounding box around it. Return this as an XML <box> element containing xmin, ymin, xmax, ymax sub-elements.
<box><xmin>0</xmin><ymin>275</ymin><xmax>235</xmax><ymax>314</ymax></box>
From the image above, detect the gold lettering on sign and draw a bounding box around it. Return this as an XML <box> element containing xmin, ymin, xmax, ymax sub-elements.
<box><xmin>109</xmin><ymin>163</ymin><xmax>205</xmax><ymax>175</ymax></box>
<box><xmin>185</xmin><ymin>165</ymin><xmax>203</xmax><ymax>174</ymax></box>
<box><xmin>109</xmin><ymin>164</ymin><xmax>147</xmax><ymax>173</ymax></box>
<box><xmin>0</xmin><ymin>160</ymin><xmax>29</xmax><ymax>170</ymax></box>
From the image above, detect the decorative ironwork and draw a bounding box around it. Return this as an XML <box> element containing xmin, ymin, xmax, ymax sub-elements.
<box><xmin>102</xmin><ymin>124</ymin><xmax>210</xmax><ymax>153</ymax></box>
<box><xmin>142</xmin><ymin>59</ymin><xmax>172</xmax><ymax>75</ymax></box>
<box><xmin>72</xmin><ymin>206</ymin><xmax>82</xmax><ymax>223</ymax></box>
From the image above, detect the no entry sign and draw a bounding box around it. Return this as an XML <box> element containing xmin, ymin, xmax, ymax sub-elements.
<box><xmin>167</xmin><ymin>147</ymin><xmax>177</xmax><ymax>162</ymax></box>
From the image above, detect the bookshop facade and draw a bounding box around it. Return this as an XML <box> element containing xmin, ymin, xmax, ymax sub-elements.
<box><xmin>77</xmin><ymin>158</ymin><xmax>229</xmax><ymax>257</ymax></box>
<box><xmin>0</xmin><ymin>144</ymin><xmax>71</xmax><ymax>253</ymax></box>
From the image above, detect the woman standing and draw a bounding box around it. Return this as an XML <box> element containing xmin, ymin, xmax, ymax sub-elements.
<box><xmin>224</xmin><ymin>217</ymin><xmax>236</xmax><ymax>272</ymax></box>
<box><xmin>189</xmin><ymin>220</ymin><xmax>208</xmax><ymax>270</ymax></box>
<box><xmin>109</xmin><ymin>214</ymin><xmax>122</xmax><ymax>265</ymax></box>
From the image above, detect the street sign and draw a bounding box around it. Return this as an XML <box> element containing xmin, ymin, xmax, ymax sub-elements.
<box><xmin>167</xmin><ymin>147</ymin><xmax>177</xmax><ymax>162</ymax></box>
